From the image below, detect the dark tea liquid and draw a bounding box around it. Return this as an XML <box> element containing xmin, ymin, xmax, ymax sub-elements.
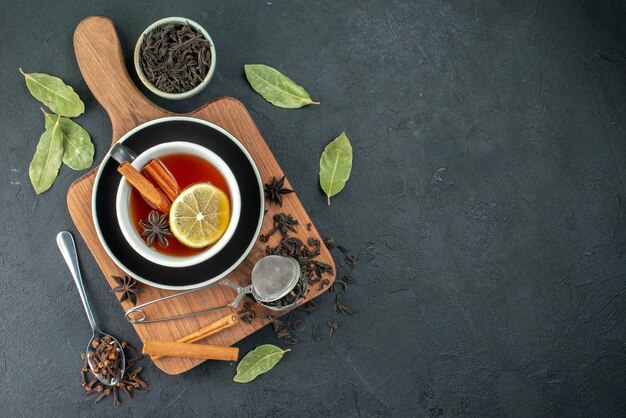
<box><xmin>129</xmin><ymin>153</ymin><xmax>230</xmax><ymax>257</ymax></box>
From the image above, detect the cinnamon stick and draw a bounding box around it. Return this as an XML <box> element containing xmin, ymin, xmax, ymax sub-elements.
<box><xmin>117</xmin><ymin>161</ymin><xmax>171</xmax><ymax>213</ymax></box>
<box><xmin>143</xmin><ymin>159</ymin><xmax>180</xmax><ymax>202</ymax></box>
<box><xmin>143</xmin><ymin>341</ymin><xmax>239</xmax><ymax>361</ymax></box>
<box><xmin>152</xmin><ymin>315</ymin><xmax>238</xmax><ymax>361</ymax></box>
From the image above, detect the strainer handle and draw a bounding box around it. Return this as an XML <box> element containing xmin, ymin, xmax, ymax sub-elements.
<box><xmin>125</xmin><ymin>279</ymin><xmax>251</xmax><ymax>324</ymax></box>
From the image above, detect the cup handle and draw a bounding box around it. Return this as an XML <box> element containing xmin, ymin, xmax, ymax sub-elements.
<box><xmin>110</xmin><ymin>142</ymin><xmax>138</xmax><ymax>165</ymax></box>
<box><xmin>125</xmin><ymin>279</ymin><xmax>252</xmax><ymax>324</ymax></box>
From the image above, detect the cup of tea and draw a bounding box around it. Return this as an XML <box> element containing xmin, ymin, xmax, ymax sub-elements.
<box><xmin>115</xmin><ymin>141</ymin><xmax>241</xmax><ymax>268</ymax></box>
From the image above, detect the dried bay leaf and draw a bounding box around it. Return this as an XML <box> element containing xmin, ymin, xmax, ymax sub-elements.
<box><xmin>244</xmin><ymin>64</ymin><xmax>319</xmax><ymax>109</ymax></box>
<box><xmin>319</xmin><ymin>132</ymin><xmax>353</xmax><ymax>205</ymax></box>
<box><xmin>233</xmin><ymin>344</ymin><xmax>290</xmax><ymax>383</ymax></box>
<box><xmin>44</xmin><ymin>112</ymin><xmax>94</xmax><ymax>170</ymax></box>
<box><xmin>29</xmin><ymin>112</ymin><xmax>64</xmax><ymax>194</ymax></box>
<box><xmin>20</xmin><ymin>68</ymin><xmax>84</xmax><ymax>117</ymax></box>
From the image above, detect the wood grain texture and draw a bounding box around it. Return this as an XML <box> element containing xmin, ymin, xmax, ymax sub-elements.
<box><xmin>67</xmin><ymin>16</ymin><xmax>335</xmax><ymax>375</ymax></box>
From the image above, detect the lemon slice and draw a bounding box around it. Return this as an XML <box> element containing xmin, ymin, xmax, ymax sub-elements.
<box><xmin>169</xmin><ymin>183</ymin><xmax>231</xmax><ymax>249</ymax></box>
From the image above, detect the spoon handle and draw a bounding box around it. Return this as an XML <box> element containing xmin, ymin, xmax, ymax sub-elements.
<box><xmin>56</xmin><ymin>231</ymin><xmax>98</xmax><ymax>333</ymax></box>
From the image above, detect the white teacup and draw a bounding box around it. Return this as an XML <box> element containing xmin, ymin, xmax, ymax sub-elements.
<box><xmin>115</xmin><ymin>141</ymin><xmax>241</xmax><ymax>268</ymax></box>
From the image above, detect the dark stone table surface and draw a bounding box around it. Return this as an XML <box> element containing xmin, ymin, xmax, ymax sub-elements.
<box><xmin>1</xmin><ymin>0</ymin><xmax>625</xmax><ymax>416</ymax></box>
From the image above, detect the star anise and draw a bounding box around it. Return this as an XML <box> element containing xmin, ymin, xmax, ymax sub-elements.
<box><xmin>139</xmin><ymin>210</ymin><xmax>172</xmax><ymax>248</ymax></box>
<box><xmin>264</xmin><ymin>175</ymin><xmax>294</xmax><ymax>207</ymax></box>
<box><xmin>111</xmin><ymin>275</ymin><xmax>143</xmax><ymax>306</ymax></box>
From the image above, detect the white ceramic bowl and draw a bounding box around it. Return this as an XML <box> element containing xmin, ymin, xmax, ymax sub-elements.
<box><xmin>134</xmin><ymin>17</ymin><xmax>216</xmax><ymax>100</ymax></box>
<box><xmin>115</xmin><ymin>141</ymin><xmax>241</xmax><ymax>268</ymax></box>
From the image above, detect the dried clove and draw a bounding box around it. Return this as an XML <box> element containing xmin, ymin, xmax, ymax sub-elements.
<box><xmin>85</xmin><ymin>375</ymin><xmax>98</xmax><ymax>391</ymax></box>
<box><xmin>121</xmin><ymin>385</ymin><xmax>132</xmax><ymax>399</ymax></box>
<box><xmin>81</xmin><ymin>337</ymin><xmax>148</xmax><ymax>407</ymax></box>
<box><xmin>94</xmin><ymin>388</ymin><xmax>111</xmax><ymax>404</ymax></box>
<box><xmin>121</xmin><ymin>341</ymin><xmax>136</xmax><ymax>352</ymax></box>
<box><xmin>113</xmin><ymin>386</ymin><xmax>120</xmax><ymax>406</ymax></box>
<box><xmin>126</xmin><ymin>355</ymin><xmax>143</xmax><ymax>369</ymax></box>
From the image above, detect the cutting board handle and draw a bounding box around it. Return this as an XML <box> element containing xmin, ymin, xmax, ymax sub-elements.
<box><xmin>74</xmin><ymin>16</ymin><xmax>167</xmax><ymax>143</ymax></box>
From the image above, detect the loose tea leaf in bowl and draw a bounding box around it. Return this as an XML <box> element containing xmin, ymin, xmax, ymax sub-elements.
<box><xmin>139</xmin><ymin>23</ymin><xmax>213</xmax><ymax>94</ymax></box>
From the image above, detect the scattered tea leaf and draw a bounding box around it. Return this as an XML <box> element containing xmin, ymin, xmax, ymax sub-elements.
<box><xmin>333</xmin><ymin>294</ymin><xmax>354</xmax><ymax>314</ymax></box>
<box><xmin>299</xmin><ymin>300</ymin><xmax>317</xmax><ymax>313</ymax></box>
<box><xmin>244</xmin><ymin>64</ymin><xmax>319</xmax><ymax>109</ymax></box>
<box><xmin>29</xmin><ymin>112</ymin><xmax>64</xmax><ymax>194</ymax></box>
<box><xmin>323</xmin><ymin>237</ymin><xmax>336</xmax><ymax>249</ymax></box>
<box><xmin>327</xmin><ymin>319</ymin><xmax>338</xmax><ymax>338</ymax></box>
<box><xmin>319</xmin><ymin>132</ymin><xmax>353</xmax><ymax>205</ymax></box>
<box><xmin>288</xmin><ymin>314</ymin><xmax>304</xmax><ymax>332</ymax></box>
<box><xmin>343</xmin><ymin>275</ymin><xmax>357</xmax><ymax>284</ymax></box>
<box><xmin>333</xmin><ymin>278</ymin><xmax>348</xmax><ymax>291</ymax></box>
<box><xmin>43</xmin><ymin>112</ymin><xmax>93</xmax><ymax>170</ymax></box>
<box><xmin>338</xmin><ymin>245</ymin><xmax>350</xmax><ymax>254</ymax></box>
<box><xmin>19</xmin><ymin>69</ymin><xmax>84</xmax><ymax>117</ymax></box>
<box><xmin>282</xmin><ymin>335</ymin><xmax>299</xmax><ymax>345</ymax></box>
<box><xmin>312</xmin><ymin>324</ymin><xmax>321</xmax><ymax>341</ymax></box>
<box><xmin>233</xmin><ymin>344</ymin><xmax>290</xmax><ymax>383</ymax></box>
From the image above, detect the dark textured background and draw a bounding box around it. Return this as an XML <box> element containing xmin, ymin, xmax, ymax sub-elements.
<box><xmin>1</xmin><ymin>0</ymin><xmax>626</xmax><ymax>416</ymax></box>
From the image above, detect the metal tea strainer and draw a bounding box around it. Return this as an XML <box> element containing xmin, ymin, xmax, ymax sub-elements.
<box><xmin>125</xmin><ymin>255</ymin><xmax>302</xmax><ymax>324</ymax></box>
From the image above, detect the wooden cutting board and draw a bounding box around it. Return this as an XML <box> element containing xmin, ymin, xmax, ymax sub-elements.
<box><xmin>67</xmin><ymin>16</ymin><xmax>335</xmax><ymax>375</ymax></box>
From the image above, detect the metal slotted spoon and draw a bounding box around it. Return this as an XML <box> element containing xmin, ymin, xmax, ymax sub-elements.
<box><xmin>125</xmin><ymin>255</ymin><xmax>302</xmax><ymax>324</ymax></box>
